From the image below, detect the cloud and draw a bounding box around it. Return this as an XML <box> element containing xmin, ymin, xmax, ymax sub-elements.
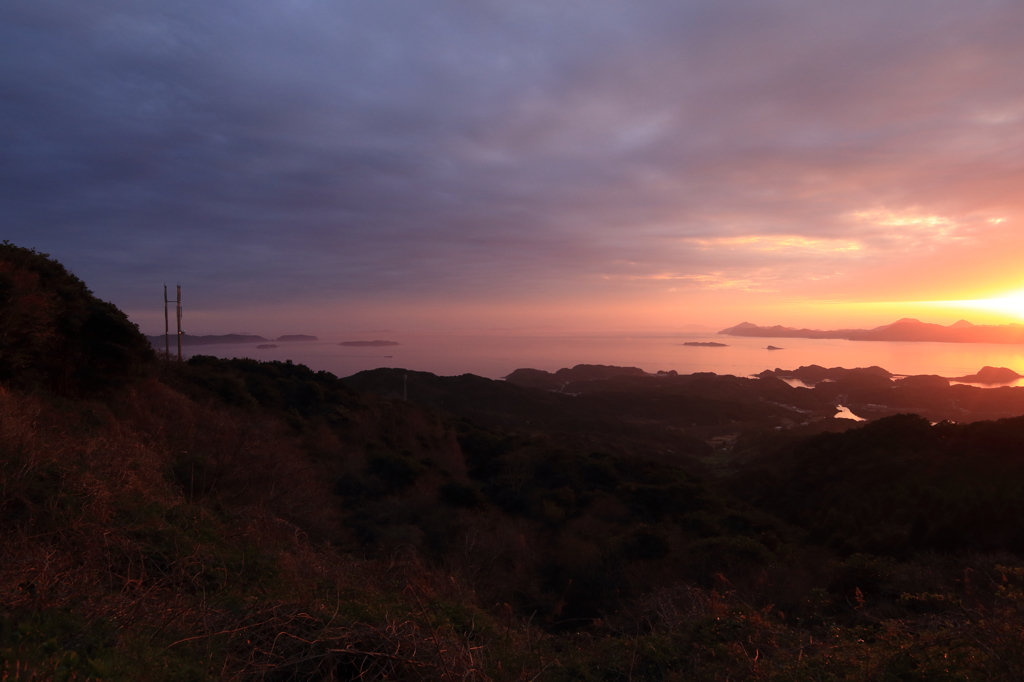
<box><xmin>843</xmin><ymin>209</ymin><xmax>965</xmax><ymax>247</ymax></box>
<box><xmin>684</xmin><ymin>236</ymin><xmax>863</xmax><ymax>254</ymax></box>
<box><xmin>2</xmin><ymin>0</ymin><xmax>1024</xmax><ymax>327</ymax></box>
<box><xmin>604</xmin><ymin>270</ymin><xmax>781</xmax><ymax>293</ymax></box>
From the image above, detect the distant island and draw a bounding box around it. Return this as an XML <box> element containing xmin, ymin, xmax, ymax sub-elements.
<box><xmin>758</xmin><ymin>363</ymin><xmax>1022</xmax><ymax>387</ymax></box>
<box><xmin>495</xmin><ymin>361</ymin><xmax>1024</xmax><ymax>423</ymax></box>
<box><xmin>146</xmin><ymin>333</ymin><xmax>268</xmax><ymax>347</ymax></box>
<box><xmin>146</xmin><ymin>333</ymin><xmax>318</xmax><ymax>348</ymax></box>
<box><xmin>504</xmin><ymin>364</ymin><xmax>648</xmax><ymax>390</ymax></box>
<box><xmin>339</xmin><ymin>340</ymin><xmax>400</xmax><ymax>347</ymax></box>
<box><xmin>950</xmin><ymin>366</ymin><xmax>1022</xmax><ymax>383</ymax></box>
<box><xmin>682</xmin><ymin>341</ymin><xmax>727</xmax><ymax>347</ymax></box>
<box><xmin>759</xmin><ymin>364</ymin><xmax>893</xmax><ymax>382</ymax></box>
<box><xmin>719</xmin><ymin>318</ymin><xmax>1024</xmax><ymax>344</ymax></box>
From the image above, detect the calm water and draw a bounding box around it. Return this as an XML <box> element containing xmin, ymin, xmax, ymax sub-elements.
<box><xmin>183</xmin><ymin>332</ymin><xmax>1024</xmax><ymax>386</ymax></box>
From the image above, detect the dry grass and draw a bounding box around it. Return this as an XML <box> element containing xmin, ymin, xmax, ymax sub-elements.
<box><xmin>0</xmin><ymin>381</ymin><xmax>493</xmax><ymax>681</ymax></box>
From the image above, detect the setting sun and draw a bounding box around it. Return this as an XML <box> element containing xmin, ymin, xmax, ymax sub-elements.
<box><xmin>925</xmin><ymin>292</ymin><xmax>1024</xmax><ymax>322</ymax></box>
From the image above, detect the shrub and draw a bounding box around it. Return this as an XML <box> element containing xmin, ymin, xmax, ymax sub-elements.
<box><xmin>439</xmin><ymin>481</ymin><xmax>485</xmax><ymax>508</ymax></box>
<box><xmin>684</xmin><ymin>536</ymin><xmax>773</xmax><ymax>584</ymax></box>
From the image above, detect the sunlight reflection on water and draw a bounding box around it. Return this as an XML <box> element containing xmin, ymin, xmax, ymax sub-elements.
<box><xmin>834</xmin><ymin>405</ymin><xmax>866</xmax><ymax>421</ymax></box>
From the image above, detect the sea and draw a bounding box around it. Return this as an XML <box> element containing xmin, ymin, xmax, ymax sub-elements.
<box><xmin>180</xmin><ymin>331</ymin><xmax>1024</xmax><ymax>388</ymax></box>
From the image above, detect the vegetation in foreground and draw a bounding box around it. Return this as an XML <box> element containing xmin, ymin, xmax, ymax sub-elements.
<box><xmin>3</xmin><ymin>241</ymin><xmax>1024</xmax><ymax>680</ymax></box>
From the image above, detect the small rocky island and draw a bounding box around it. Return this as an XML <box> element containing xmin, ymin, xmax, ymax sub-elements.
<box><xmin>682</xmin><ymin>341</ymin><xmax>727</xmax><ymax>347</ymax></box>
<box><xmin>339</xmin><ymin>340</ymin><xmax>400</xmax><ymax>347</ymax></box>
<box><xmin>949</xmin><ymin>366</ymin><xmax>1021</xmax><ymax>384</ymax></box>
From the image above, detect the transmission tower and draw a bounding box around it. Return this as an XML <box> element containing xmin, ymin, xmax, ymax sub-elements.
<box><xmin>164</xmin><ymin>284</ymin><xmax>183</xmax><ymax>361</ymax></box>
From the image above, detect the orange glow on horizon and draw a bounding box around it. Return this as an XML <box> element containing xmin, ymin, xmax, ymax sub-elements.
<box><xmin>684</xmin><ymin>235</ymin><xmax>863</xmax><ymax>253</ymax></box>
<box><xmin>920</xmin><ymin>292</ymin><xmax>1024</xmax><ymax>322</ymax></box>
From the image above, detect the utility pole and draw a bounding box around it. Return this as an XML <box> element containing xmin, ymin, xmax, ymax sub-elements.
<box><xmin>163</xmin><ymin>284</ymin><xmax>170</xmax><ymax>358</ymax></box>
<box><xmin>176</xmin><ymin>284</ymin><xmax>183</xmax><ymax>362</ymax></box>
<box><xmin>163</xmin><ymin>284</ymin><xmax>184</xmax><ymax>362</ymax></box>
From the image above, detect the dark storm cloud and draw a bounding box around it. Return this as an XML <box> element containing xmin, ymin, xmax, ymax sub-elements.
<box><xmin>3</xmin><ymin>0</ymin><xmax>1023</xmax><ymax>315</ymax></box>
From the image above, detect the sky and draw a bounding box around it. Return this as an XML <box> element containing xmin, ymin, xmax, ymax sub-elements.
<box><xmin>3</xmin><ymin>0</ymin><xmax>1024</xmax><ymax>336</ymax></box>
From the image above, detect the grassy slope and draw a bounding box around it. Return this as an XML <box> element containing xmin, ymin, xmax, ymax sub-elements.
<box><xmin>8</xmin><ymin>371</ymin><xmax>1024</xmax><ymax>681</ymax></box>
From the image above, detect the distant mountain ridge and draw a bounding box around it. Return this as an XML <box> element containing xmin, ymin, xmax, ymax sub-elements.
<box><xmin>719</xmin><ymin>318</ymin><xmax>1024</xmax><ymax>344</ymax></box>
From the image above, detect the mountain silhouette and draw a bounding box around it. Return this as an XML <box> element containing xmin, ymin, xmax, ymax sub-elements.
<box><xmin>719</xmin><ymin>318</ymin><xmax>1024</xmax><ymax>343</ymax></box>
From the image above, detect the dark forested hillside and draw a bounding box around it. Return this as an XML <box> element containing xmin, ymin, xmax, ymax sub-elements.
<box><xmin>730</xmin><ymin>414</ymin><xmax>1024</xmax><ymax>555</ymax></box>
<box><xmin>6</xmin><ymin>245</ymin><xmax>1024</xmax><ymax>680</ymax></box>
<box><xmin>0</xmin><ymin>242</ymin><xmax>154</xmax><ymax>394</ymax></box>
<box><xmin>342</xmin><ymin>367</ymin><xmax>845</xmax><ymax>469</ymax></box>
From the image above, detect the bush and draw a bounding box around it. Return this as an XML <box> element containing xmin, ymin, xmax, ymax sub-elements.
<box><xmin>684</xmin><ymin>536</ymin><xmax>773</xmax><ymax>584</ymax></box>
<box><xmin>368</xmin><ymin>451</ymin><xmax>425</xmax><ymax>491</ymax></box>
<box><xmin>439</xmin><ymin>481</ymin><xmax>485</xmax><ymax>508</ymax></box>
